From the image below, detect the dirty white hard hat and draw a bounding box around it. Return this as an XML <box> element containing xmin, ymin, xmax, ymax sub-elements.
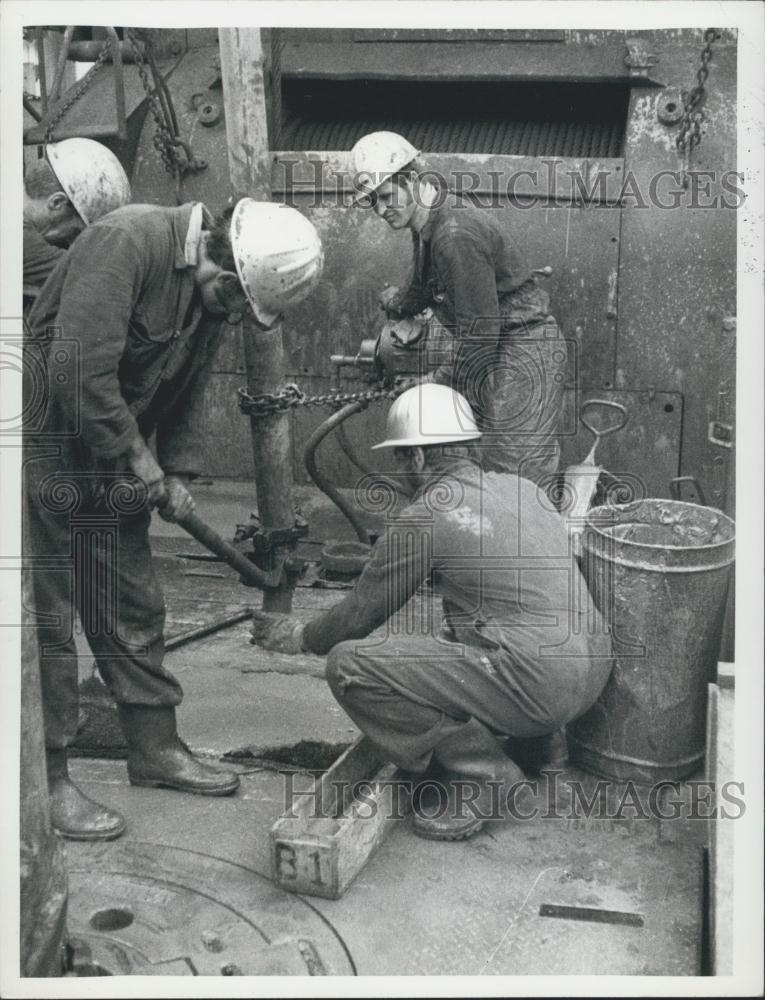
<box><xmin>231</xmin><ymin>199</ymin><xmax>324</xmax><ymax>327</ymax></box>
<box><xmin>46</xmin><ymin>138</ymin><xmax>131</xmax><ymax>225</ymax></box>
<box><xmin>350</xmin><ymin>131</ymin><xmax>419</xmax><ymax>205</ymax></box>
<box><xmin>372</xmin><ymin>383</ymin><xmax>482</xmax><ymax>450</ymax></box>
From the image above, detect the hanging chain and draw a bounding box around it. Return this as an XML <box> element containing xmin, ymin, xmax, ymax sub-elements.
<box><xmin>676</xmin><ymin>28</ymin><xmax>721</xmax><ymax>187</ymax></box>
<box><xmin>238</xmin><ymin>379</ymin><xmax>417</xmax><ymax>419</ymax></box>
<box><xmin>125</xmin><ymin>27</ymin><xmax>204</xmax><ymax>198</ymax></box>
<box><xmin>44</xmin><ymin>38</ymin><xmax>112</xmax><ymax>141</ymax></box>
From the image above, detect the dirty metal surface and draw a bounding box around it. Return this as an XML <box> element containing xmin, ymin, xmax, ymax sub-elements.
<box><xmin>616</xmin><ymin>35</ymin><xmax>737</xmax><ymax>514</ymax></box>
<box><xmin>66</xmin><ymin>841</ymin><xmax>355</xmax><ymax>975</ymax></box>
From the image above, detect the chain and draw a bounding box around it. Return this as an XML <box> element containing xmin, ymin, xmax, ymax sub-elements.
<box><xmin>676</xmin><ymin>28</ymin><xmax>721</xmax><ymax>186</ymax></box>
<box><xmin>44</xmin><ymin>39</ymin><xmax>112</xmax><ymax>141</ymax></box>
<box><xmin>125</xmin><ymin>28</ymin><xmax>198</xmax><ymax>195</ymax></box>
<box><xmin>238</xmin><ymin>379</ymin><xmax>417</xmax><ymax>419</ymax></box>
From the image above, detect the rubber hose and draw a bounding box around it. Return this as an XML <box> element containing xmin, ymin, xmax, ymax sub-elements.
<box><xmin>303</xmin><ymin>401</ymin><xmax>371</xmax><ymax>544</ymax></box>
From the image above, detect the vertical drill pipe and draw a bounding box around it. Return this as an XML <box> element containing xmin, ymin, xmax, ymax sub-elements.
<box><xmin>219</xmin><ymin>28</ymin><xmax>295</xmax><ymax>613</ymax></box>
<box><xmin>304</xmin><ymin>402</ymin><xmax>371</xmax><ymax>544</ymax></box>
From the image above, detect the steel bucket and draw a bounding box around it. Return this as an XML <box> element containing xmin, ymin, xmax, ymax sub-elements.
<box><xmin>568</xmin><ymin>499</ymin><xmax>735</xmax><ymax>783</ymax></box>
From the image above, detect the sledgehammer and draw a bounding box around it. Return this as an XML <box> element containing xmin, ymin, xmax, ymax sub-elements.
<box><xmin>155</xmin><ymin>491</ymin><xmax>282</xmax><ymax>589</ymax></box>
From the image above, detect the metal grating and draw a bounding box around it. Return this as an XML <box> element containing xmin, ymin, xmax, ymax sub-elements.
<box><xmin>280</xmin><ymin>117</ymin><xmax>624</xmax><ymax>158</ymax></box>
<box><xmin>280</xmin><ymin>79</ymin><xmax>628</xmax><ymax>158</ymax></box>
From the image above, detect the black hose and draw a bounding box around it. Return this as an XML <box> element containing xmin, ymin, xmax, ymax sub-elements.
<box><xmin>336</xmin><ymin>418</ymin><xmax>375</xmax><ymax>476</ymax></box>
<box><xmin>303</xmin><ymin>401</ymin><xmax>371</xmax><ymax>544</ymax></box>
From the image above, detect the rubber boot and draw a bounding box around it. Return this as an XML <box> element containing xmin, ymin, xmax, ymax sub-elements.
<box><xmin>503</xmin><ymin>727</ymin><xmax>568</xmax><ymax>776</ymax></box>
<box><xmin>412</xmin><ymin>718</ymin><xmax>526</xmax><ymax>841</ymax></box>
<box><xmin>117</xmin><ymin>705</ymin><xmax>239</xmax><ymax>796</ymax></box>
<box><xmin>46</xmin><ymin>749</ymin><xmax>126</xmax><ymax>841</ymax></box>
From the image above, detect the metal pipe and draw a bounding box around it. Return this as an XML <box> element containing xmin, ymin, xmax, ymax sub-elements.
<box><xmin>165</xmin><ymin>609</ymin><xmax>253</xmax><ymax>652</ymax></box>
<box><xmin>219</xmin><ymin>27</ymin><xmax>297</xmax><ymax>614</ymax></box>
<box><xmin>304</xmin><ymin>402</ymin><xmax>371</xmax><ymax>544</ymax></box>
<box><xmin>23</xmin><ymin>96</ymin><xmax>42</xmax><ymax>122</ymax></box>
<box><xmin>49</xmin><ymin>26</ymin><xmax>75</xmax><ymax>104</ymax></box>
<box><xmin>104</xmin><ymin>27</ymin><xmax>127</xmax><ymax>141</ymax></box>
<box><xmin>66</xmin><ymin>40</ymin><xmax>141</xmax><ymax>62</ymax></box>
<box><xmin>35</xmin><ymin>29</ymin><xmax>48</xmax><ymax>115</ymax></box>
<box><xmin>168</xmin><ymin>506</ymin><xmax>283</xmax><ymax>589</ymax></box>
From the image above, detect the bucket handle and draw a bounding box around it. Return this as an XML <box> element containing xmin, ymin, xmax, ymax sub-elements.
<box><xmin>580</xmin><ymin>399</ymin><xmax>629</xmax><ymax>441</ymax></box>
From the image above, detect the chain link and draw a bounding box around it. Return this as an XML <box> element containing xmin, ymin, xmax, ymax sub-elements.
<box><xmin>44</xmin><ymin>39</ymin><xmax>112</xmax><ymax>141</ymax></box>
<box><xmin>676</xmin><ymin>28</ymin><xmax>720</xmax><ymax>156</ymax></box>
<box><xmin>238</xmin><ymin>379</ymin><xmax>417</xmax><ymax>419</ymax></box>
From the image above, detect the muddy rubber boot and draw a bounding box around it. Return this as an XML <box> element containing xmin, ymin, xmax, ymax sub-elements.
<box><xmin>412</xmin><ymin>718</ymin><xmax>526</xmax><ymax>842</ymax></box>
<box><xmin>46</xmin><ymin>749</ymin><xmax>126</xmax><ymax>841</ymax></box>
<box><xmin>117</xmin><ymin>705</ymin><xmax>239</xmax><ymax>796</ymax></box>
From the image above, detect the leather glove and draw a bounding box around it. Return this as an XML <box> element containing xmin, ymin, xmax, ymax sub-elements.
<box><xmin>379</xmin><ymin>283</ymin><xmax>403</xmax><ymax>316</ymax></box>
<box><xmin>250</xmin><ymin>612</ymin><xmax>306</xmax><ymax>655</ymax></box>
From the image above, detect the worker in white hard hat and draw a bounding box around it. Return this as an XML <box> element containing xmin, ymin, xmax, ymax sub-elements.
<box><xmin>250</xmin><ymin>384</ymin><xmax>613</xmax><ymax>841</ymax></box>
<box><xmin>349</xmin><ymin>130</ymin><xmax>567</xmax><ymax>487</ymax></box>
<box><xmin>25</xmin><ymin>197</ymin><xmax>323</xmax><ymax>841</ymax></box>
<box><xmin>23</xmin><ymin>138</ymin><xmax>131</xmax><ymax>296</ymax></box>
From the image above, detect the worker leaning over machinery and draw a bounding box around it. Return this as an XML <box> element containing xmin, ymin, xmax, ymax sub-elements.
<box><xmin>350</xmin><ymin>131</ymin><xmax>567</xmax><ymax>486</ymax></box>
<box><xmin>25</xmin><ymin>198</ymin><xmax>323</xmax><ymax>842</ymax></box>
<box><xmin>23</xmin><ymin>138</ymin><xmax>131</xmax><ymax>299</ymax></box>
<box><xmin>250</xmin><ymin>384</ymin><xmax>613</xmax><ymax>841</ymax></box>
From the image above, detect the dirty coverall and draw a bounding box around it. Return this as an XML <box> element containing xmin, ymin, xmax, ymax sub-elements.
<box><xmin>389</xmin><ymin>195</ymin><xmax>567</xmax><ymax>485</ymax></box>
<box><xmin>302</xmin><ymin>460</ymin><xmax>613</xmax><ymax>772</ymax></box>
<box><xmin>23</xmin><ymin>219</ymin><xmax>66</xmax><ymax>311</ymax></box>
<box><xmin>25</xmin><ymin>203</ymin><xmax>224</xmax><ymax>749</ymax></box>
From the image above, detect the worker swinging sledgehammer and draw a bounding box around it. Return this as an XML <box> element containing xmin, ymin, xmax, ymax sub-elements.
<box><xmin>250</xmin><ymin>384</ymin><xmax>613</xmax><ymax>841</ymax></box>
<box><xmin>24</xmin><ymin>198</ymin><xmax>323</xmax><ymax>841</ymax></box>
<box><xmin>349</xmin><ymin>131</ymin><xmax>567</xmax><ymax>487</ymax></box>
<box><xmin>23</xmin><ymin>138</ymin><xmax>132</xmax><ymax>299</ymax></box>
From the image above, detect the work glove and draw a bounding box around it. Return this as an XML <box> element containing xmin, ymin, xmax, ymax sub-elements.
<box><xmin>250</xmin><ymin>611</ymin><xmax>307</xmax><ymax>655</ymax></box>
<box><xmin>379</xmin><ymin>283</ymin><xmax>404</xmax><ymax>316</ymax></box>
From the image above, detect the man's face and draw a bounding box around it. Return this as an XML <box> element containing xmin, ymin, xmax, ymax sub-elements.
<box><xmin>392</xmin><ymin>446</ymin><xmax>426</xmax><ymax>497</ymax></box>
<box><xmin>194</xmin><ymin>233</ymin><xmax>251</xmax><ymax>319</ymax></box>
<box><xmin>371</xmin><ymin>177</ymin><xmax>416</xmax><ymax>230</ymax></box>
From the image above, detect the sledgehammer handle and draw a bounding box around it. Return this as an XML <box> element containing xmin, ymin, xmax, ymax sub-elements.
<box><xmin>156</xmin><ymin>494</ymin><xmax>282</xmax><ymax>589</ymax></box>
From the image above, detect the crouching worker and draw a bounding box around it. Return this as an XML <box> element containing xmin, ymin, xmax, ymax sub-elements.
<box><xmin>25</xmin><ymin>198</ymin><xmax>323</xmax><ymax>840</ymax></box>
<box><xmin>250</xmin><ymin>384</ymin><xmax>613</xmax><ymax>841</ymax></box>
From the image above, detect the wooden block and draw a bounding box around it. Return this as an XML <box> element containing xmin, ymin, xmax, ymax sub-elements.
<box><xmin>270</xmin><ymin>736</ymin><xmax>409</xmax><ymax>899</ymax></box>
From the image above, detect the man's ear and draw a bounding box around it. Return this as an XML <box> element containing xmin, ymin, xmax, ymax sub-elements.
<box><xmin>46</xmin><ymin>191</ymin><xmax>72</xmax><ymax>216</ymax></box>
<box><xmin>411</xmin><ymin>446</ymin><xmax>426</xmax><ymax>473</ymax></box>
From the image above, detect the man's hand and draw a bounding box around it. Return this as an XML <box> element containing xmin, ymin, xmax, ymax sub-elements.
<box><xmin>250</xmin><ymin>612</ymin><xmax>306</xmax><ymax>655</ymax></box>
<box><xmin>379</xmin><ymin>283</ymin><xmax>402</xmax><ymax>316</ymax></box>
<box><xmin>126</xmin><ymin>436</ymin><xmax>165</xmax><ymax>507</ymax></box>
<box><xmin>158</xmin><ymin>475</ymin><xmax>196</xmax><ymax>523</ymax></box>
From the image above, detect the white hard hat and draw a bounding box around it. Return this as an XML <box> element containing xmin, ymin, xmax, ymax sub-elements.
<box><xmin>231</xmin><ymin>199</ymin><xmax>324</xmax><ymax>327</ymax></box>
<box><xmin>372</xmin><ymin>384</ymin><xmax>482</xmax><ymax>450</ymax></box>
<box><xmin>350</xmin><ymin>131</ymin><xmax>419</xmax><ymax>205</ymax></box>
<box><xmin>46</xmin><ymin>138</ymin><xmax>131</xmax><ymax>225</ymax></box>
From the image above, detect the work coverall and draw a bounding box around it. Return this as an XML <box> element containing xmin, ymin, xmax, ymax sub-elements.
<box><xmin>302</xmin><ymin>460</ymin><xmax>613</xmax><ymax>773</ymax></box>
<box><xmin>23</xmin><ymin>219</ymin><xmax>66</xmax><ymax>310</ymax></box>
<box><xmin>25</xmin><ymin>202</ymin><xmax>224</xmax><ymax>749</ymax></box>
<box><xmin>390</xmin><ymin>196</ymin><xmax>567</xmax><ymax>485</ymax></box>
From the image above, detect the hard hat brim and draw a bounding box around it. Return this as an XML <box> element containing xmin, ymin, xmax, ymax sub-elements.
<box><xmin>371</xmin><ymin>431</ymin><xmax>482</xmax><ymax>450</ymax></box>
